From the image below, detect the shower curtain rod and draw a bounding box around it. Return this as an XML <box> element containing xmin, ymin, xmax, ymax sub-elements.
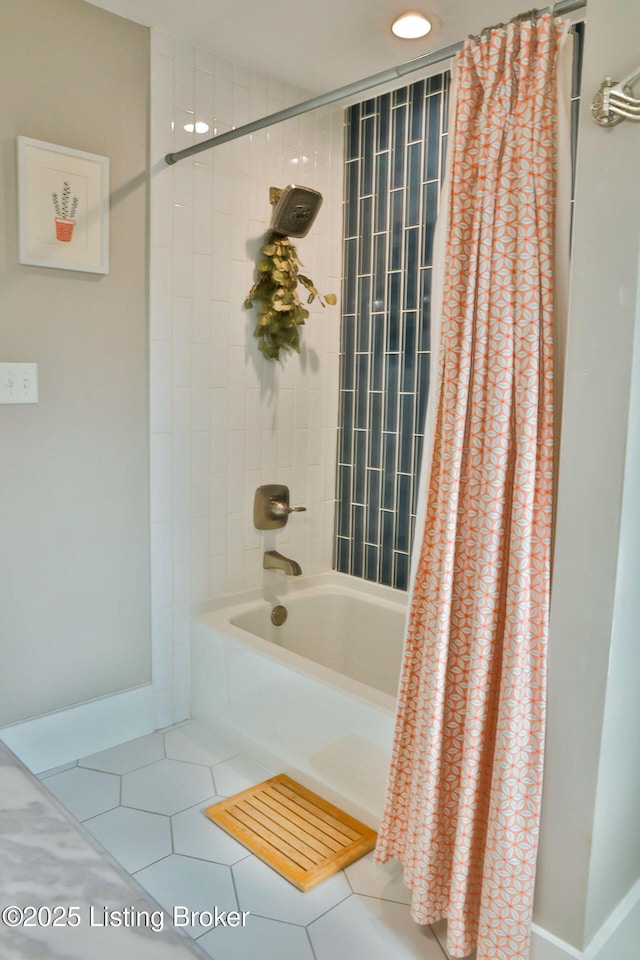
<box><xmin>164</xmin><ymin>0</ymin><xmax>586</xmax><ymax>165</ymax></box>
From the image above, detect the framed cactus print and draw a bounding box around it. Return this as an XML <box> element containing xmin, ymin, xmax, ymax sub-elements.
<box><xmin>17</xmin><ymin>137</ymin><xmax>109</xmax><ymax>274</ymax></box>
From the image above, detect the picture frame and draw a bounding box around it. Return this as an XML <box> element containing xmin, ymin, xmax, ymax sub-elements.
<box><xmin>17</xmin><ymin>137</ymin><xmax>109</xmax><ymax>274</ymax></box>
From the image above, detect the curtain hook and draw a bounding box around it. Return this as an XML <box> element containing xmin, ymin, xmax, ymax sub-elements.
<box><xmin>510</xmin><ymin>9</ymin><xmax>538</xmax><ymax>26</ymax></box>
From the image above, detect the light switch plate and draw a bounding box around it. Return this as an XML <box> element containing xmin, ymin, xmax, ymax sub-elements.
<box><xmin>0</xmin><ymin>363</ymin><xmax>39</xmax><ymax>403</ymax></box>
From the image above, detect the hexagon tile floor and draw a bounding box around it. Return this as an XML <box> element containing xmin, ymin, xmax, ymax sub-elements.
<box><xmin>39</xmin><ymin>721</ymin><xmax>452</xmax><ymax>960</ymax></box>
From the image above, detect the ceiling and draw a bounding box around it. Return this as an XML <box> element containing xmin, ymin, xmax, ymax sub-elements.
<box><xmin>85</xmin><ymin>0</ymin><xmax>533</xmax><ymax>93</ymax></box>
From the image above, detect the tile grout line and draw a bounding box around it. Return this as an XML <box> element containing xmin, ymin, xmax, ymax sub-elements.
<box><xmin>39</xmin><ymin>733</ymin><xmax>446</xmax><ymax>956</ymax></box>
<box><xmin>304</xmin><ymin>887</ymin><xmax>354</xmax><ymax>931</ymax></box>
<box><xmin>131</xmin><ymin>851</ymin><xmax>174</xmax><ymax>876</ymax></box>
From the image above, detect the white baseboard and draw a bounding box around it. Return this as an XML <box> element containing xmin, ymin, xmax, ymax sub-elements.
<box><xmin>0</xmin><ymin>684</ymin><xmax>155</xmax><ymax>773</ymax></box>
<box><xmin>530</xmin><ymin>874</ymin><xmax>640</xmax><ymax>960</ymax></box>
<box><xmin>586</xmin><ymin>877</ymin><xmax>640</xmax><ymax>960</ymax></box>
<box><xmin>531</xmin><ymin>926</ymin><xmax>582</xmax><ymax>960</ymax></box>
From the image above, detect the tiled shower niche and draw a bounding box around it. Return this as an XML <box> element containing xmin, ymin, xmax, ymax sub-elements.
<box><xmin>334</xmin><ymin>73</ymin><xmax>450</xmax><ymax>591</ymax></box>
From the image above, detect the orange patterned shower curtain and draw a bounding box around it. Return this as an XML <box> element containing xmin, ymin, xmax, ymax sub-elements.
<box><xmin>375</xmin><ymin>14</ymin><xmax>569</xmax><ymax>960</ymax></box>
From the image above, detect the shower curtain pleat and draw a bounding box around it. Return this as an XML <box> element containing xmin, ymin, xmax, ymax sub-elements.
<box><xmin>374</xmin><ymin>15</ymin><xmax>569</xmax><ymax>960</ymax></box>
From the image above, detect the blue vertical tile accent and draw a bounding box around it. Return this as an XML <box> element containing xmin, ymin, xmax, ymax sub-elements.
<box><xmin>416</xmin><ymin>352</ymin><xmax>431</xmax><ymax>431</ymax></box>
<box><xmin>377</xmin><ymin>93</ymin><xmax>391</xmax><ymax>151</ymax></box>
<box><xmin>384</xmin><ymin>353</ymin><xmax>398</xmax><ymax>432</ymax></box>
<box><xmin>346</xmin><ymin>103</ymin><xmax>360</xmax><ymax>160</ymax></box>
<box><xmin>410</xmin><ymin>80</ymin><xmax>425</xmax><ymax>141</ymax></box>
<box><xmin>387</xmin><ymin>273</ymin><xmax>401</xmax><ymax>351</ymax></box>
<box><xmin>440</xmin><ymin>133</ymin><xmax>448</xmax><ymax>182</ymax></box>
<box><xmin>355</xmin><ymin>354</ymin><xmax>369</xmax><ymax>429</ymax></box>
<box><xmin>368</xmin><ymin>392</ymin><xmax>383</xmax><ymax>467</ymax></box>
<box><xmin>371</xmin><ymin>318</ymin><xmax>384</xmax><ymax>392</ymax></box>
<box><xmin>402</xmin><ymin>313</ymin><xmax>417</xmax><ymax>391</ymax></box>
<box><xmin>358</xmin><ymin>195</ymin><xmax>372</xmax><ymax>274</ymax></box>
<box><xmin>399</xmin><ymin>395</ymin><xmax>415</xmax><ymax>474</ymax></box>
<box><xmin>357</xmin><ymin>276</ymin><xmax>371</xmax><ymax>352</ymax></box>
<box><xmin>426</xmin><ymin>94</ymin><xmax>442</xmax><ymax>181</ymax></box>
<box><xmin>340</xmin><ymin>350</ymin><xmax>353</xmax><ymax>393</ymax></box>
<box><xmin>419</xmin><ymin>270</ymin><xmax>432</xmax><ymax>349</ymax></box>
<box><xmin>373</xmin><ymin>234</ymin><xmax>387</xmax><ymax>308</ymax></box>
<box><xmin>341</xmin><ymin>314</ymin><xmax>356</xmax><ymax>382</ymax></box>
<box><xmin>362</xmin><ymin>117</ymin><xmax>375</xmax><ymax>195</ymax></box>
<box><xmin>395</xmin><ymin>552</ymin><xmax>409</xmax><ymax>591</ymax></box>
<box><xmin>354</xmin><ymin>431</ymin><xmax>367</xmax><ymax>504</ymax></box>
<box><xmin>339</xmin><ymin>82</ymin><xmax>448</xmax><ymax>591</ymax></box>
<box><xmin>338</xmin><ymin>465</ymin><xmax>352</xmax><ymax>537</ymax></box>
<box><xmin>571</xmin><ymin>22</ymin><xmax>585</xmax><ymax>99</ymax></box>
<box><xmin>375</xmin><ymin>153</ymin><xmax>389</xmax><ymax>232</ymax></box>
<box><xmin>366</xmin><ymin>469</ymin><xmax>381</xmax><ymax>544</ymax></box>
<box><xmin>365</xmin><ymin>544</ymin><xmax>379</xmax><ymax>583</ymax></box>
<box><xmin>339</xmin><ymin>391</ymin><xmax>354</xmax><ymax>464</ymax></box>
<box><xmin>407</xmin><ymin>144</ymin><xmax>422</xmax><ymax>226</ymax></box>
<box><xmin>382</xmin><ymin>434</ymin><xmax>397</xmax><ymax>510</ymax></box>
<box><xmin>380</xmin><ymin>511</ymin><xmax>395</xmax><ymax>586</ymax></box>
<box><xmin>351</xmin><ymin>505</ymin><xmax>365</xmax><ymax>578</ymax></box>
<box><xmin>336</xmin><ymin>73</ymin><xmax>440</xmax><ymax>591</ymax></box>
<box><xmin>345</xmin><ymin>162</ymin><xmax>359</xmax><ymax>238</ymax></box>
<box><xmin>395</xmin><ymin>474</ymin><xmax>411</xmax><ymax>552</ymax></box>
<box><xmin>423</xmin><ymin>180</ymin><xmax>439</xmax><ymax>264</ymax></box>
<box><xmin>412</xmin><ymin>439</ymin><xmax>424</xmax><ymax>514</ymax></box>
<box><xmin>391</xmin><ymin>106</ymin><xmax>407</xmax><ymax>188</ymax></box>
<box><xmin>442</xmin><ymin>73</ymin><xmax>450</xmax><ymax>133</ymax></box>
<box><xmin>343</xmin><ymin>239</ymin><xmax>357</xmax><ymax>312</ymax></box>
<box><xmin>404</xmin><ymin>228</ymin><xmax>419</xmax><ymax>308</ymax></box>
<box><xmin>336</xmin><ymin>536</ymin><xmax>350</xmax><ymax>574</ymax></box>
<box><xmin>390</xmin><ymin>191</ymin><xmax>404</xmax><ymax>270</ymax></box>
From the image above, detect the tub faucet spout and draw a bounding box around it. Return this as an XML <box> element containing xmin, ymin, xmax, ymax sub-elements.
<box><xmin>263</xmin><ymin>550</ymin><xmax>302</xmax><ymax>576</ymax></box>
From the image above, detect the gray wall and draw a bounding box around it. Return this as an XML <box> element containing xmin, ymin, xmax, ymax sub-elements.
<box><xmin>584</xmin><ymin>239</ymin><xmax>640</xmax><ymax>942</ymax></box>
<box><xmin>0</xmin><ymin>0</ymin><xmax>150</xmax><ymax>725</ymax></box>
<box><xmin>535</xmin><ymin>0</ymin><xmax>640</xmax><ymax>949</ymax></box>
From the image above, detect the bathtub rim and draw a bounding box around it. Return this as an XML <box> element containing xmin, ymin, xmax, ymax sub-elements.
<box><xmin>191</xmin><ymin>570</ymin><xmax>408</xmax><ymax>715</ymax></box>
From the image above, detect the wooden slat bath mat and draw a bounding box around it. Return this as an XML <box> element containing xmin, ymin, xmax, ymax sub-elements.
<box><xmin>204</xmin><ymin>774</ymin><xmax>377</xmax><ymax>891</ymax></box>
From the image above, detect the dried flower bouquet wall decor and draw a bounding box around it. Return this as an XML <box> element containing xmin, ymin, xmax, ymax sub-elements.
<box><xmin>244</xmin><ymin>231</ymin><xmax>336</xmax><ymax>360</ymax></box>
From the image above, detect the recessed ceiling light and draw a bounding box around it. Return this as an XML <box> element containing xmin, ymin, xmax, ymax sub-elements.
<box><xmin>183</xmin><ymin>120</ymin><xmax>210</xmax><ymax>134</ymax></box>
<box><xmin>391</xmin><ymin>11</ymin><xmax>433</xmax><ymax>39</ymax></box>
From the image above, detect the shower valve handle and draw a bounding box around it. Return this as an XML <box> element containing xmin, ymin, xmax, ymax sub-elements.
<box><xmin>253</xmin><ymin>484</ymin><xmax>305</xmax><ymax>530</ymax></box>
<box><xmin>267</xmin><ymin>497</ymin><xmax>306</xmax><ymax>520</ymax></box>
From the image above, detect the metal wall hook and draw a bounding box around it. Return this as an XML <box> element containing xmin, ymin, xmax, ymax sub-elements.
<box><xmin>592</xmin><ymin>66</ymin><xmax>640</xmax><ymax>127</ymax></box>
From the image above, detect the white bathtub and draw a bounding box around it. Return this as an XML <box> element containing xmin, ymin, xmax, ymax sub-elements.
<box><xmin>190</xmin><ymin>571</ymin><xmax>407</xmax><ymax>826</ymax></box>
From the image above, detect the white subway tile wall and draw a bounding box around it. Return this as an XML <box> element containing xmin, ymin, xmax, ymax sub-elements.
<box><xmin>149</xmin><ymin>30</ymin><xmax>344</xmax><ymax>726</ymax></box>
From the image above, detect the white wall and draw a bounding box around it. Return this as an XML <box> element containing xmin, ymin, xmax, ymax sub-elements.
<box><xmin>0</xmin><ymin>0</ymin><xmax>150</xmax><ymax>727</ymax></box>
<box><xmin>584</xmin><ymin>237</ymin><xmax>640</xmax><ymax>941</ymax></box>
<box><xmin>148</xmin><ymin>31</ymin><xmax>344</xmax><ymax>728</ymax></box>
<box><xmin>535</xmin><ymin>0</ymin><xmax>640</xmax><ymax>952</ymax></box>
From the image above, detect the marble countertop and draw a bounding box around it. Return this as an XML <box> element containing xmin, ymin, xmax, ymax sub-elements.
<box><xmin>0</xmin><ymin>741</ymin><xmax>210</xmax><ymax>959</ymax></box>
